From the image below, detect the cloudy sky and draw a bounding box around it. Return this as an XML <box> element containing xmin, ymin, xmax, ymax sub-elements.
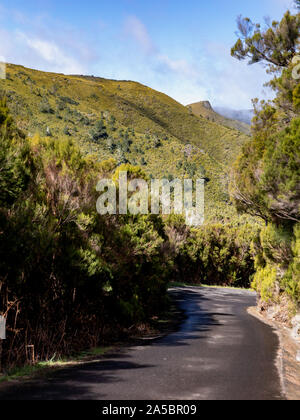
<box><xmin>0</xmin><ymin>0</ymin><xmax>295</xmax><ymax>109</ymax></box>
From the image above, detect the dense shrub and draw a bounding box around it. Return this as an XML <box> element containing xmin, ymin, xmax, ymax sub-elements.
<box><xmin>0</xmin><ymin>103</ymin><xmax>169</xmax><ymax>370</ymax></box>
<box><xmin>165</xmin><ymin>216</ymin><xmax>256</xmax><ymax>288</ymax></box>
<box><xmin>90</xmin><ymin>118</ymin><xmax>108</xmax><ymax>143</ymax></box>
<box><xmin>39</xmin><ymin>99</ymin><xmax>54</xmax><ymax>114</ymax></box>
<box><xmin>281</xmin><ymin>224</ymin><xmax>300</xmax><ymax>303</ymax></box>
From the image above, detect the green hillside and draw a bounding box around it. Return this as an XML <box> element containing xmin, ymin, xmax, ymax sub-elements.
<box><xmin>187</xmin><ymin>101</ymin><xmax>251</xmax><ymax>135</ymax></box>
<box><xmin>0</xmin><ymin>63</ymin><xmax>250</xmax><ymax>222</ymax></box>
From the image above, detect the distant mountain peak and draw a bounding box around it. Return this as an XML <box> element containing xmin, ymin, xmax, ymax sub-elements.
<box><xmin>188</xmin><ymin>100</ymin><xmax>213</xmax><ymax>111</ymax></box>
<box><xmin>187</xmin><ymin>101</ymin><xmax>251</xmax><ymax>135</ymax></box>
<box><xmin>199</xmin><ymin>101</ymin><xmax>213</xmax><ymax>111</ymax></box>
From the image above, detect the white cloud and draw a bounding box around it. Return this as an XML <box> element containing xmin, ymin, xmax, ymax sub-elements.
<box><xmin>135</xmin><ymin>38</ymin><xmax>274</xmax><ymax>109</ymax></box>
<box><xmin>194</xmin><ymin>42</ymin><xmax>274</xmax><ymax>108</ymax></box>
<box><xmin>16</xmin><ymin>32</ymin><xmax>86</xmax><ymax>74</ymax></box>
<box><xmin>123</xmin><ymin>15</ymin><xmax>198</xmax><ymax>80</ymax></box>
<box><xmin>0</xmin><ymin>7</ymin><xmax>98</xmax><ymax>75</ymax></box>
<box><xmin>158</xmin><ymin>55</ymin><xmax>197</xmax><ymax>78</ymax></box>
<box><xmin>124</xmin><ymin>16</ymin><xmax>156</xmax><ymax>54</ymax></box>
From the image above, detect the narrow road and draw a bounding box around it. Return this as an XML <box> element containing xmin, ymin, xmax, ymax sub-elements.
<box><xmin>0</xmin><ymin>287</ymin><xmax>285</xmax><ymax>400</ymax></box>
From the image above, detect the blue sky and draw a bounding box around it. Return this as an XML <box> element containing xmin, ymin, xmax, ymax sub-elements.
<box><xmin>0</xmin><ymin>0</ymin><xmax>295</xmax><ymax>108</ymax></box>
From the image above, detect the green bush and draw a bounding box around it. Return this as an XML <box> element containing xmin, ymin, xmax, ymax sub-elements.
<box><xmin>252</xmin><ymin>266</ymin><xmax>278</xmax><ymax>303</ymax></box>
<box><xmin>165</xmin><ymin>218</ymin><xmax>256</xmax><ymax>288</ymax></box>
<box><xmin>0</xmin><ymin>102</ymin><xmax>170</xmax><ymax>370</ymax></box>
<box><xmin>0</xmin><ymin>98</ymin><xmax>31</xmax><ymax>206</ymax></box>
<box><xmin>39</xmin><ymin>99</ymin><xmax>54</xmax><ymax>114</ymax></box>
<box><xmin>281</xmin><ymin>224</ymin><xmax>300</xmax><ymax>302</ymax></box>
<box><xmin>260</xmin><ymin>224</ymin><xmax>293</xmax><ymax>266</ymax></box>
<box><xmin>90</xmin><ymin>118</ymin><xmax>108</xmax><ymax>143</ymax></box>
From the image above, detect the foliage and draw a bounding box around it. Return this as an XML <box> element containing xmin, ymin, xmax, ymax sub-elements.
<box><xmin>165</xmin><ymin>217</ymin><xmax>256</xmax><ymax>288</ymax></box>
<box><xmin>252</xmin><ymin>266</ymin><xmax>278</xmax><ymax>303</ymax></box>
<box><xmin>231</xmin><ymin>12</ymin><xmax>300</xmax><ymax>68</ymax></box>
<box><xmin>230</xmin><ymin>117</ymin><xmax>300</xmax><ymax>223</ymax></box>
<box><xmin>0</xmin><ymin>98</ymin><xmax>31</xmax><ymax>206</ymax></box>
<box><xmin>0</xmin><ymin>102</ymin><xmax>170</xmax><ymax>369</ymax></box>
<box><xmin>281</xmin><ymin>224</ymin><xmax>300</xmax><ymax>302</ymax></box>
<box><xmin>230</xmin><ymin>4</ymin><xmax>300</xmax><ymax>311</ymax></box>
<box><xmin>90</xmin><ymin>118</ymin><xmax>108</xmax><ymax>143</ymax></box>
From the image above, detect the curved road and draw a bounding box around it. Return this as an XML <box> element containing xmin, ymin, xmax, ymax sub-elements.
<box><xmin>0</xmin><ymin>287</ymin><xmax>285</xmax><ymax>400</ymax></box>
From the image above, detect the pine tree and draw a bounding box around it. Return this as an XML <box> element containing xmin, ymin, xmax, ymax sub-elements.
<box><xmin>231</xmin><ymin>12</ymin><xmax>300</xmax><ymax>69</ymax></box>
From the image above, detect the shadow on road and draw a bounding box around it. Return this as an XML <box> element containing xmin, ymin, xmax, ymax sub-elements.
<box><xmin>0</xmin><ymin>287</ymin><xmax>281</xmax><ymax>401</ymax></box>
<box><xmin>0</xmin><ymin>288</ymin><xmax>214</xmax><ymax>400</ymax></box>
<box><xmin>153</xmin><ymin>288</ymin><xmax>234</xmax><ymax>347</ymax></box>
<box><xmin>0</xmin><ymin>354</ymin><xmax>155</xmax><ymax>400</ymax></box>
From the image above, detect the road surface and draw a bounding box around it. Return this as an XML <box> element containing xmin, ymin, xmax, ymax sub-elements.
<box><xmin>0</xmin><ymin>287</ymin><xmax>285</xmax><ymax>400</ymax></box>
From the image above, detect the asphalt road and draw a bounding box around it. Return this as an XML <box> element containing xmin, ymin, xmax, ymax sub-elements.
<box><xmin>0</xmin><ymin>287</ymin><xmax>285</xmax><ymax>400</ymax></box>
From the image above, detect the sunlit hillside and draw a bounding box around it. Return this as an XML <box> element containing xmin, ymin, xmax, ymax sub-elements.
<box><xmin>0</xmin><ymin>63</ymin><xmax>251</xmax><ymax>222</ymax></box>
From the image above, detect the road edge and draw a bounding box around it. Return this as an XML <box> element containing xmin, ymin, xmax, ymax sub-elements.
<box><xmin>248</xmin><ymin>306</ymin><xmax>300</xmax><ymax>400</ymax></box>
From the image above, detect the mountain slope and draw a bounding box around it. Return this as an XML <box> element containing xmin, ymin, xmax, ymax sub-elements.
<box><xmin>187</xmin><ymin>101</ymin><xmax>251</xmax><ymax>135</ymax></box>
<box><xmin>0</xmin><ymin>63</ymin><xmax>250</xmax><ymax>222</ymax></box>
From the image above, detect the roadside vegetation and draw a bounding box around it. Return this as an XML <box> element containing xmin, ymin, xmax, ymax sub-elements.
<box><xmin>230</xmin><ymin>1</ymin><xmax>300</xmax><ymax>321</ymax></box>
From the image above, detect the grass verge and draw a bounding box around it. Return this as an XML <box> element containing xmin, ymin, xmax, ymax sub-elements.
<box><xmin>0</xmin><ymin>346</ymin><xmax>111</xmax><ymax>384</ymax></box>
